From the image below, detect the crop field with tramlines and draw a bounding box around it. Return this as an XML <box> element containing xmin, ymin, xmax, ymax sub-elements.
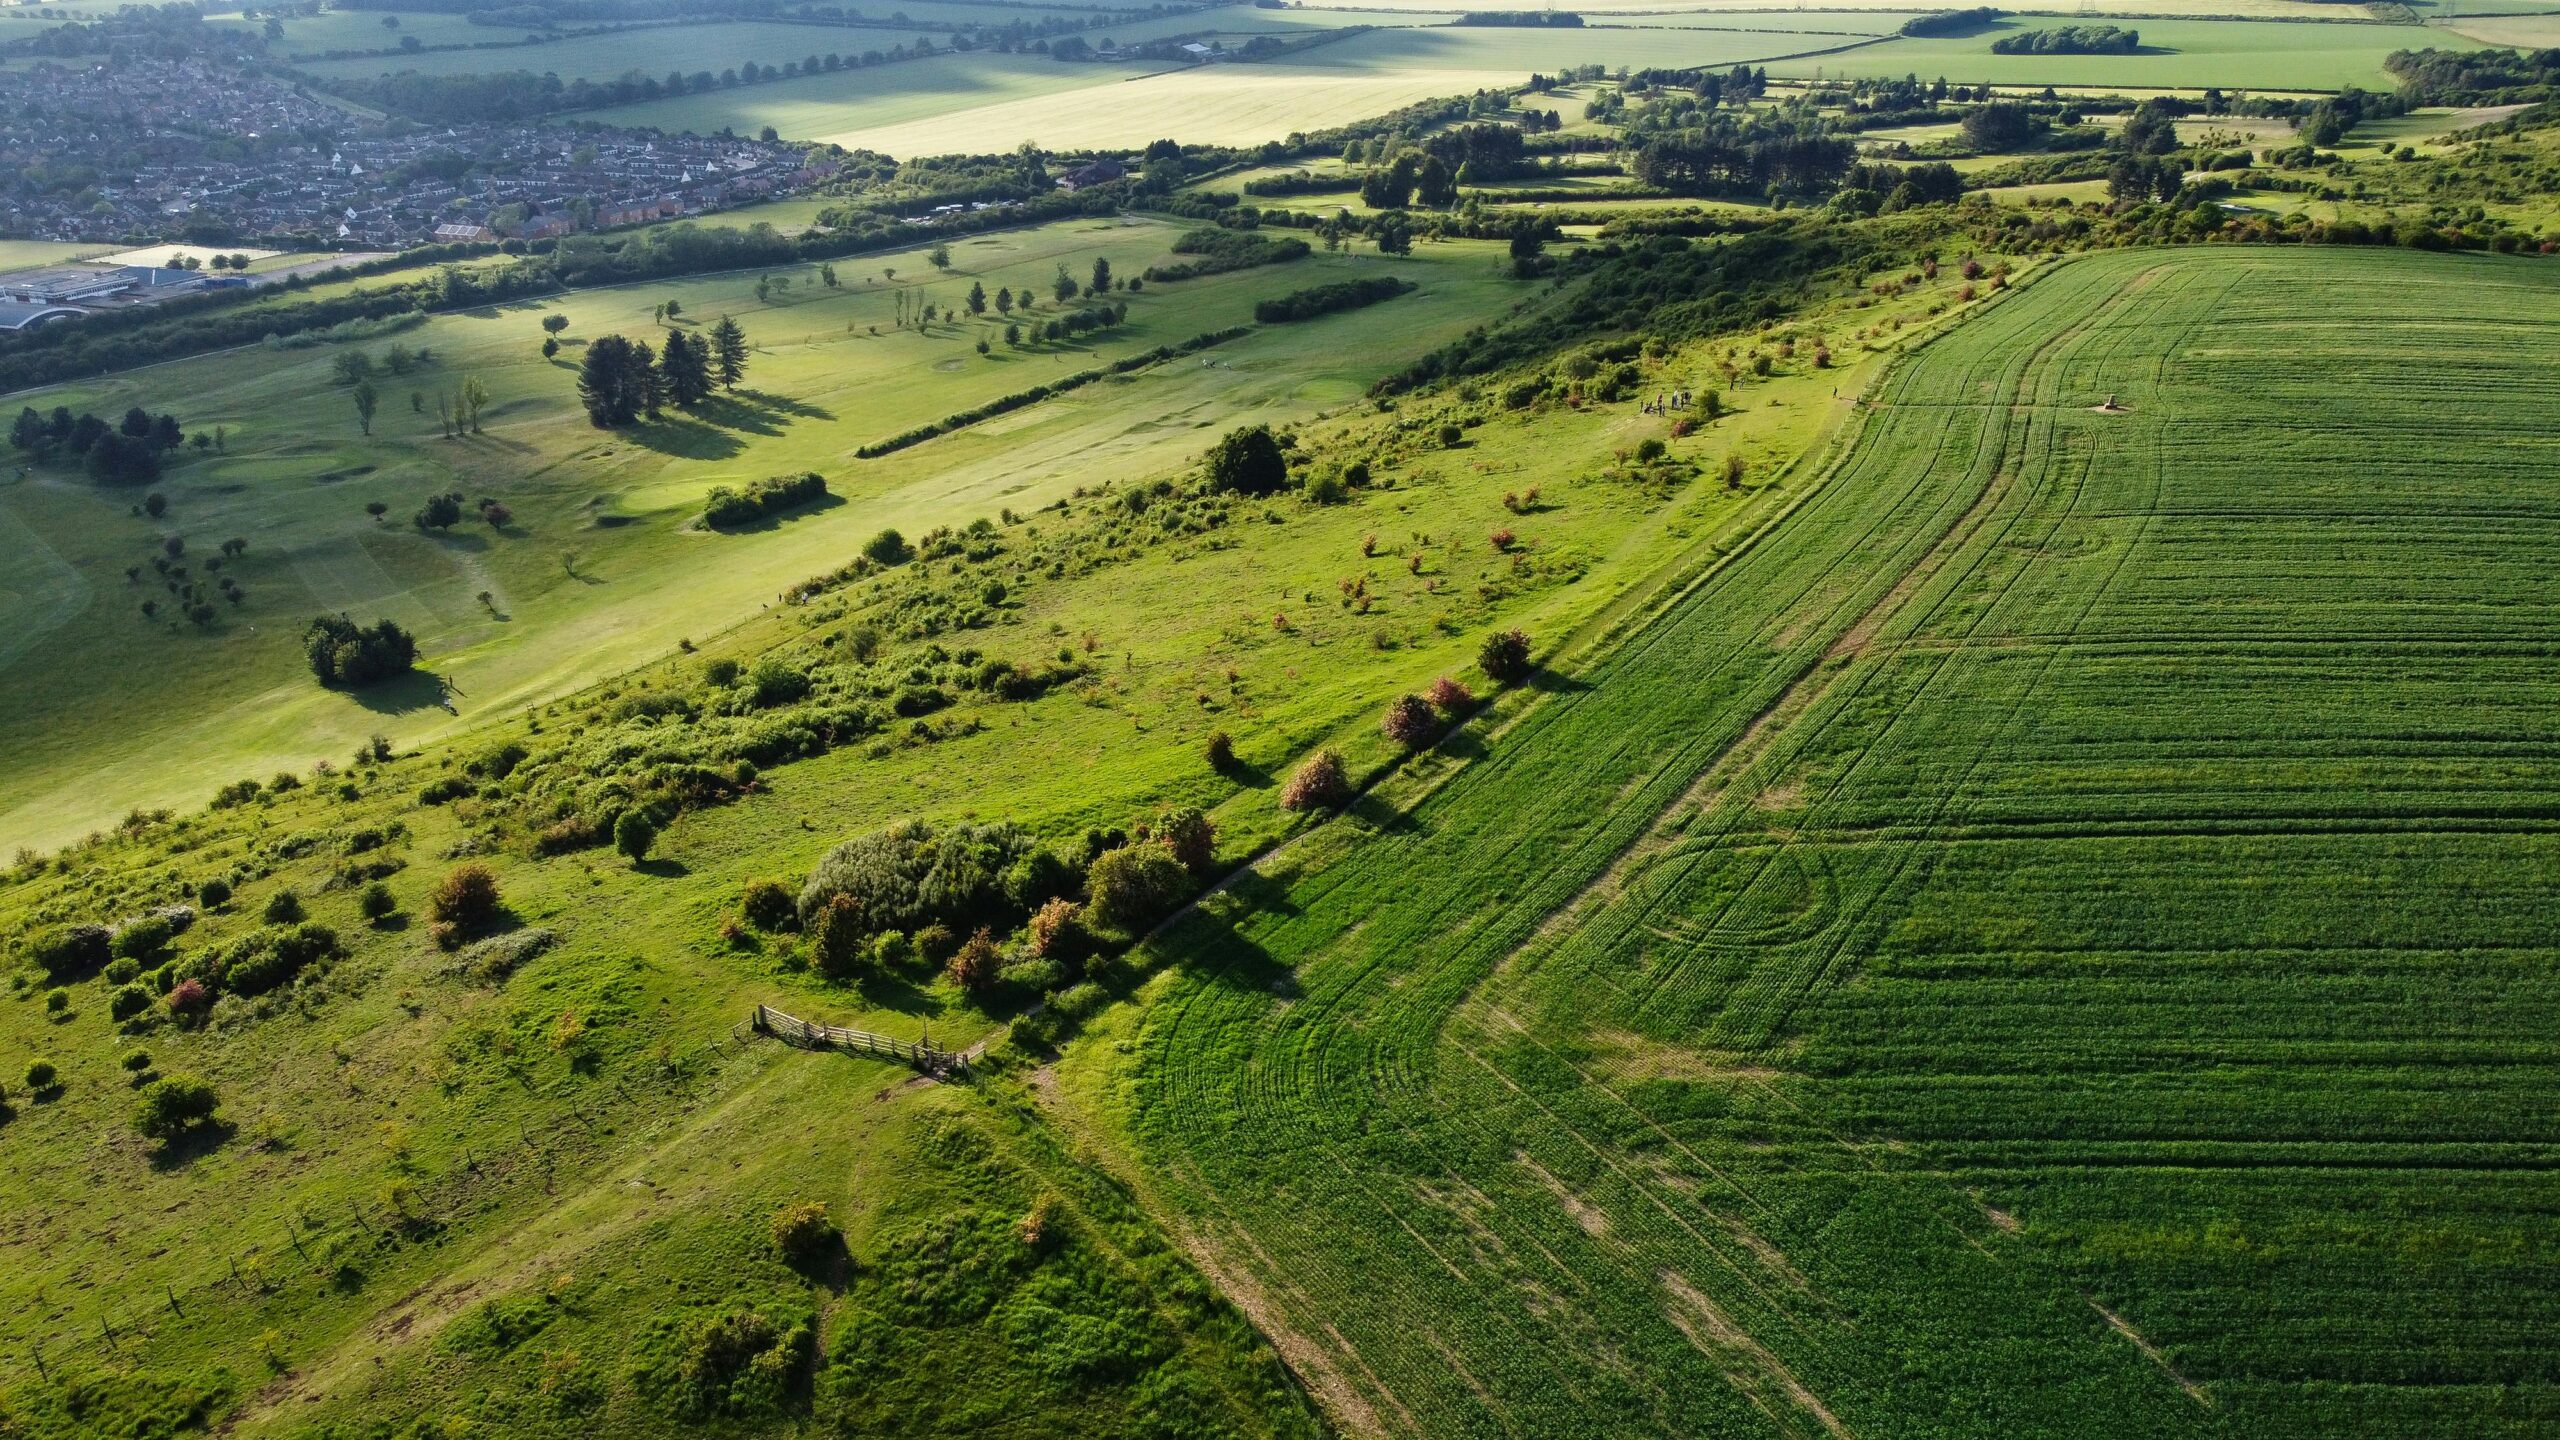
<box><xmin>1071</xmin><ymin>246</ymin><xmax>2560</xmax><ymax>1439</ymax></box>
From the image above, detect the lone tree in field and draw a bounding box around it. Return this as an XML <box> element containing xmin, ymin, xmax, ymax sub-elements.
<box><xmin>1280</xmin><ymin>750</ymin><xmax>1352</xmax><ymax>812</ymax></box>
<box><xmin>928</xmin><ymin>242</ymin><xmax>952</xmax><ymax>271</ymax></box>
<box><xmin>709</xmin><ymin>316</ymin><xmax>749</xmax><ymax>390</ymax></box>
<box><xmin>351</xmin><ymin>378</ymin><xmax>378</xmax><ymax>436</ymax></box>
<box><xmin>1203</xmin><ymin>424</ymin><xmax>1288</xmax><ymax>497</ymax></box>
<box><xmin>542</xmin><ymin>313</ymin><xmax>569</xmax><ymax>338</ymax></box>
<box><xmin>1478</xmin><ymin>628</ymin><xmax>1533</xmax><ymax>687</ymax></box>
<box><xmin>456</xmin><ymin>374</ymin><xmax>490</xmax><ymax>434</ymax></box>
<box><xmin>614</xmin><ymin>808</ymin><xmax>657</xmax><ymax>866</ymax></box>
<box><xmin>1090</xmin><ymin>256</ymin><xmax>1112</xmax><ymax>294</ymax></box>
<box><xmin>966</xmin><ymin>281</ymin><xmax>987</xmax><ymax>315</ymax></box>
<box><xmin>304</xmin><ymin>614</ymin><xmax>419</xmax><ymax>687</ymax></box>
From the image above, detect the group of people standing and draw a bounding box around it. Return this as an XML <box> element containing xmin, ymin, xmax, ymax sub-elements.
<box><xmin>1642</xmin><ymin>390</ymin><xmax>1697</xmax><ymax>416</ymax></box>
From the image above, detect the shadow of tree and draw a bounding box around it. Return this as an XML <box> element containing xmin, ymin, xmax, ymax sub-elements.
<box><xmin>629</xmin><ymin>416</ymin><xmax>744</xmax><ymax>461</ymax></box>
<box><xmin>349</xmin><ymin>669</ymin><xmax>449</xmax><ymax>717</ymax></box>
<box><xmin>710</xmin><ymin>492</ymin><xmax>846</xmax><ymax>535</ymax></box>
<box><xmin>1348</xmin><ymin>791</ymin><xmax>1425</xmax><ymax>837</ymax></box>
<box><xmin>147</xmin><ymin>1119</ymin><xmax>236</xmax><ymax>1172</ymax></box>
<box><xmin>1157</xmin><ymin>891</ymin><xmax>1301</xmax><ymax>999</ymax></box>
<box><xmin>1212</xmin><ymin>756</ymin><xmax>1275</xmax><ymax>791</ymax></box>
<box><xmin>729</xmin><ymin>388</ymin><xmax>833</xmax><ymax>423</ymax></box>
<box><xmin>1526</xmin><ymin>668</ymin><xmax>1593</xmax><ymax>695</ymax></box>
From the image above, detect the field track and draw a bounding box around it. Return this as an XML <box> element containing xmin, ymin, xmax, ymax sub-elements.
<box><xmin>1097</xmin><ymin>246</ymin><xmax>2560</xmax><ymax>1439</ymax></box>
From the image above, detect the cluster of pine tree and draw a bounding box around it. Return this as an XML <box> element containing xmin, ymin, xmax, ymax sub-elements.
<box><xmin>575</xmin><ymin>317</ymin><xmax>749</xmax><ymax>428</ymax></box>
<box><xmin>10</xmin><ymin>404</ymin><xmax>187</xmax><ymax>484</ymax></box>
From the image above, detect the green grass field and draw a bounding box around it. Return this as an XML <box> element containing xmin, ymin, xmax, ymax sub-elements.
<box><xmin>2433</xmin><ymin>11</ymin><xmax>2560</xmax><ymax>48</ymax></box>
<box><xmin>1772</xmin><ymin>16</ymin><xmax>2472</xmax><ymax>91</ymax></box>
<box><xmin>0</xmin><ymin>218</ymin><xmax>1535</xmax><ymax>855</ymax></box>
<box><xmin>576</xmin><ymin>20</ymin><xmax>1860</xmax><ymax>153</ymax></box>
<box><xmin>1067</xmin><ymin>245</ymin><xmax>2560</xmax><ymax>1439</ymax></box>
<box><xmin>0</xmin><ymin>240</ymin><xmax>115</xmax><ymax>272</ymax></box>
<box><xmin>566</xmin><ymin>48</ymin><xmax>1176</xmax><ymax>150</ymax></box>
<box><xmin>218</xmin><ymin>8</ymin><xmax>492</xmax><ymax>57</ymax></box>
<box><xmin>293</xmin><ymin>19</ymin><xmax>916</xmax><ymax>85</ymax></box>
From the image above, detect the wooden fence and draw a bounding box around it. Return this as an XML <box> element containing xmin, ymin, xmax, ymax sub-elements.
<box><xmin>751</xmin><ymin>1002</ymin><xmax>966</xmax><ymax>1077</ymax></box>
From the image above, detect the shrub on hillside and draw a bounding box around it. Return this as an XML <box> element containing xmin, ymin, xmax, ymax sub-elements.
<box><xmin>1152</xmin><ymin>806</ymin><xmax>1216</xmax><ymax>875</ymax></box>
<box><xmin>635</xmin><ymin>1306</ymin><xmax>811</xmax><ymax>1422</ymax></box>
<box><xmin>427</xmin><ymin>863</ymin><xmax>504</xmax><ymax>948</ymax></box>
<box><xmin>795</xmin><ymin>819</ymin><xmax>1039</xmax><ymax>939</ymax></box>
<box><xmin>1202</xmin><ymin>425</ymin><xmax>1288</xmax><ymax>497</ymax></box>
<box><xmin>26</xmin><ymin>924</ymin><xmax>110</xmax><ymax>982</ymax></box>
<box><xmin>1086</xmin><ymin>842</ymin><xmax>1191</xmax><ymax>933</ymax></box>
<box><xmin>133</xmin><ymin>1074</ymin><xmax>220</xmax><ymax>1145</ymax></box>
<box><xmin>772</xmin><ymin>1202</ymin><xmax>840</xmax><ymax>1268</ymax></box>
<box><xmin>614</xmin><ymin>809</ymin><xmax>657</xmax><ymax>865</ymax></box>
<box><xmin>1027</xmin><ymin>898</ymin><xmax>1086</xmax><ymax>962</ymax></box>
<box><xmin>740</xmin><ymin>879</ymin><xmax>797</xmax><ymax>932</ymax></box>
<box><xmin>1478</xmin><ymin>628</ymin><xmax>1533</xmax><ymax>687</ymax></box>
<box><xmin>946</xmin><ymin>926</ymin><xmax>1005</xmax><ymax>993</ymax></box>
<box><xmin>359</xmin><ymin>882</ymin><xmax>398</xmax><ymax>923</ymax></box>
<box><xmin>1280</xmin><ymin>751</ymin><xmax>1352</xmax><ymax>813</ymax></box>
<box><xmin>167</xmin><ymin>979</ymin><xmax>211</xmax><ymax>1023</ymax></box>
<box><xmin>24</xmin><ymin>1059</ymin><xmax>57</xmax><ymax>1093</ymax></box>
<box><xmin>1382</xmin><ymin>693</ymin><xmax>1440</xmax><ymax>750</ymax></box>
<box><xmin>110</xmin><ymin>983</ymin><xmax>154</xmax><ymax>1023</ymax></box>
<box><xmin>1428</xmin><ymin>675</ymin><xmax>1477</xmax><ymax>715</ymax></box>
<box><xmin>1204</xmin><ymin>730</ymin><xmax>1236</xmax><ymax>772</ymax></box>
<box><xmin>262</xmin><ymin>890</ymin><xmax>305</xmax><ymax>925</ymax></box>
<box><xmin>219</xmin><ymin>923</ymin><xmax>343</xmax><ymax>997</ymax></box>
<box><xmin>812</xmin><ymin>895</ymin><xmax>866</xmax><ymax>984</ymax></box>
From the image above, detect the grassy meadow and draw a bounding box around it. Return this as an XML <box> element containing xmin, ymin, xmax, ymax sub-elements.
<box><xmin>1057</xmin><ymin>244</ymin><xmax>2560</xmax><ymax>1440</ymax></box>
<box><xmin>0</xmin><ymin>215</ymin><xmax>1534</xmax><ymax>854</ymax></box>
<box><xmin>565</xmin><ymin>48</ymin><xmax>1176</xmax><ymax>150</ymax></box>
<box><xmin>1772</xmin><ymin>16</ymin><xmax>2470</xmax><ymax>91</ymax></box>
<box><xmin>0</xmin><ymin>197</ymin><xmax>2010</xmax><ymax>1440</ymax></box>
<box><xmin>0</xmin><ymin>240</ymin><xmax>115</xmax><ymax>271</ymax></box>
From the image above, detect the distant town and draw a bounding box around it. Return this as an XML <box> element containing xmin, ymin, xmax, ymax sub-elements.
<box><xmin>0</xmin><ymin>58</ymin><xmax>837</xmax><ymax>253</ymax></box>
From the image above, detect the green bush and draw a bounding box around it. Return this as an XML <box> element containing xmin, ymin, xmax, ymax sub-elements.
<box><xmin>359</xmin><ymin>882</ymin><xmax>398</xmax><ymax>921</ymax></box>
<box><xmin>132</xmin><ymin>1074</ymin><xmax>220</xmax><ymax>1144</ymax></box>
<box><xmin>1086</xmin><ymin>842</ymin><xmax>1191</xmax><ymax>933</ymax></box>
<box><xmin>797</xmin><ymin>819</ymin><xmax>1039</xmax><ymax>941</ymax></box>
<box><xmin>771</xmin><ymin>1202</ymin><xmax>840</xmax><ymax>1266</ymax></box>
<box><xmin>25</xmin><ymin>924</ymin><xmax>110</xmax><ymax>982</ymax></box>
<box><xmin>219</xmin><ymin>923</ymin><xmax>343</xmax><ymax>997</ymax></box>
<box><xmin>636</xmin><ymin>1307</ymin><xmax>812</xmax><ymax>1421</ymax></box>
<box><xmin>740</xmin><ymin>878</ymin><xmax>796</xmax><ymax>931</ymax></box>
<box><xmin>109</xmin><ymin>984</ymin><xmax>154</xmax><ymax>1023</ymax></box>
<box><xmin>24</xmin><ymin>1059</ymin><xmax>57</xmax><ymax>1091</ymax></box>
